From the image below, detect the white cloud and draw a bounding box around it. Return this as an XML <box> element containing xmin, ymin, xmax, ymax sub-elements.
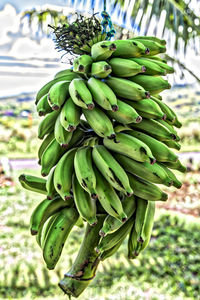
<box><xmin>0</xmin><ymin>4</ymin><xmax>20</xmax><ymax>45</ymax></box>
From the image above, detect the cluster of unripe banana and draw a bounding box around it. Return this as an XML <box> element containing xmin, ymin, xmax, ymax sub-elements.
<box><xmin>19</xmin><ymin>35</ymin><xmax>186</xmax><ymax>298</ymax></box>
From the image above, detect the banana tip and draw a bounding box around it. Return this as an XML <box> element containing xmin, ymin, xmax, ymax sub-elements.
<box><xmin>95</xmin><ymin>247</ymin><xmax>101</xmax><ymax>253</ymax></box>
<box><xmin>61</xmin><ymin>143</ymin><xmax>69</xmax><ymax>148</ymax></box>
<box><xmin>87</xmin><ymin>103</ymin><xmax>95</xmax><ymax>110</ymax></box>
<box><xmin>150</xmin><ymin>157</ymin><xmax>156</xmax><ymax>165</ymax></box>
<box><xmin>122</xmin><ymin>216</ymin><xmax>127</xmax><ymax>223</ymax></box>
<box><xmin>99</xmin><ymin>230</ymin><xmax>106</xmax><ymax>237</ymax></box>
<box><xmin>52</xmin><ymin>104</ymin><xmax>60</xmax><ymax>111</ymax></box>
<box><xmin>47</xmin><ymin>265</ymin><xmax>55</xmax><ymax>270</ymax></box>
<box><xmin>41</xmin><ymin>172</ymin><xmax>47</xmax><ymax>177</ymax></box>
<box><xmin>111</xmin><ymin>105</ymin><xmax>119</xmax><ymax>112</ymax></box>
<box><xmin>90</xmin><ymin>220</ymin><xmax>98</xmax><ymax>226</ymax></box>
<box><xmin>78</xmin><ymin>64</ymin><xmax>85</xmax><ymax>72</ymax></box>
<box><xmin>91</xmin><ymin>193</ymin><xmax>98</xmax><ymax>200</ymax></box>
<box><xmin>19</xmin><ymin>174</ymin><xmax>25</xmax><ymax>182</ymax></box>
<box><xmin>64</xmin><ymin>195</ymin><xmax>72</xmax><ymax>201</ymax></box>
<box><xmin>145</xmin><ymin>48</ymin><xmax>150</xmax><ymax>54</ymax></box>
<box><xmin>162</xmin><ymin>114</ymin><xmax>167</xmax><ymax>120</ymax></box>
<box><xmin>136</xmin><ymin>116</ymin><xmax>142</xmax><ymax>123</ymax></box>
<box><xmin>31</xmin><ymin>229</ymin><xmax>38</xmax><ymax>235</ymax></box>
<box><xmin>126</xmin><ymin>192</ymin><xmax>133</xmax><ymax>197</ymax></box>
<box><xmin>107</xmin><ymin>133</ymin><xmax>116</xmax><ymax>140</ymax></box>
<box><xmin>141</xmin><ymin>66</ymin><xmax>146</xmax><ymax>72</ymax></box>
<box><xmin>38</xmin><ymin>111</ymin><xmax>45</xmax><ymax>117</ymax></box>
<box><xmin>110</xmin><ymin>43</ymin><xmax>116</xmax><ymax>51</ymax></box>
<box><xmin>67</xmin><ymin>125</ymin><xmax>76</xmax><ymax>132</ymax></box>
<box><xmin>161</xmin><ymin>193</ymin><xmax>168</xmax><ymax>201</ymax></box>
<box><xmin>145</xmin><ymin>91</ymin><xmax>150</xmax><ymax>98</ymax></box>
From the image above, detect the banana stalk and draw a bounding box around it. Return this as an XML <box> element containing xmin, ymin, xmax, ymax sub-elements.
<box><xmin>59</xmin><ymin>215</ymin><xmax>105</xmax><ymax>297</ymax></box>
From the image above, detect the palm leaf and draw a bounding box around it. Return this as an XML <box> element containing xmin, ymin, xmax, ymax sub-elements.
<box><xmin>20</xmin><ymin>1</ymin><xmax>200</xmax><ymax>82</ymax></box>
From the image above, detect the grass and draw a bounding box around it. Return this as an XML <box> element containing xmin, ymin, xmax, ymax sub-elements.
<box><xmin>0</xmin><ymin>168</ymin><xmax>200</xmax><ymax>300</ymax></box>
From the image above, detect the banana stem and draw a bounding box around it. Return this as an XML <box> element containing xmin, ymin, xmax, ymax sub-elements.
<box><xmin>59</xmin><ymin>215</ymin><xmax>105</xmax><ymax>297</ymax></box>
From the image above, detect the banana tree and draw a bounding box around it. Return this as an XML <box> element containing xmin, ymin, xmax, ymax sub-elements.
<box><xmin>21</xmin><ymin>0</ymin><xmax>200</xmax><ymax>82</ymax></box>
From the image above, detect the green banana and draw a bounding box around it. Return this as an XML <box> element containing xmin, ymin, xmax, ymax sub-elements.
<box><xmin>126</xmin><ymin>130</ymin><xmax>178</xmax><ymax>162</ymax></box>
<box><xmin>53</xmin><ymin>148</ymin><xmax>77</xmax><ymax>200</ymax></box>
<box><xmin>140</xmin><ymin>201</ymin><xmax>155</xmax><ymax>252</ymax></box>
<box><xmin>132</xmin><ymin>36</ymin><xmax>166</xmax><ymax>46</ymax></box>
<box><xmin>150</xmin><ymin>96</ymin><xmax>176</xmax><ymax>123</ymax></box>
<box><xmin>74</xmin><ymin>146</ymin><xmax>97</xmax><ymax>198</ymax></box>
<box><xmin>103</xmin><ymin>132</ymin><xmax>156</xmax><ymax>164</ymax></box>
<box><xmin>54</xmin><ymin>69</ymin><xmax>74</xmax><ymax>79</ymax></box>
<box><xmin>152</xmin><ymin>97</ymin><xmax>182</xmax><ymax>128</ymax></box>
<box><xmin>91</xmin><ymin>41</ymin><xmax>116</xmax><ymax>61</ymax></box>
<box><xmin>156</xmin><ymin>119</ymin><xmax>180</xmax><ymax>141</ymax></box>
<box><xmin>128</xmin><ymin>225</ymin><xmax>138</xmax><ymax>259</ymax></box>
<box><xmin>54</xmin><ymin>114</ymin><xmax>73</xmax><ymax>148</ymax></box>
<box><xmin>92</xmin><ymin>145</ymin><xmax>133</xmax><ymax>195</ymax></box>
<box><xmin>38</xmin><ymin>131</ymin><xmax>54</xmax><ymax>165</ymax></box>
<box><xmin>41</xmin><ymin>138</ymin><xmax>66</xmax><ymax>177</ymax></box>
<box><xmin>146</xmin><ymin>55</ymin><xmax>167</xmax><ymax>63</ymax></box>
<box><xmin>19</xmin><ymin>174</ymin><xmax>47</xmax><ymax>195</ymax></box>
<box><xmin>36</xmin><ymin>213</ymin><xmax>59</xmax><ymax>248</ymax></box>
<box><xmin>125</xmin><ymin>98</ymin><xmax>165</xmax><ymax>120</ymax></box>
<box><xmin>95</xmin><ymin>167</ymin><xmax>127</xmax><ymax>222</ymax></box>
<box><xmin>30</xmin><ymin>196</ymin><xmax>69</xmax><ymax>235</ymax></box>
<box><xmin>163</xmin><ymin>140</ymin><xmax>181</xmax><ymax>150</ymax></box>
<box><xmin>83</xmin><ymin>107</ymin><xmax>116</xmax><ymax>139</ymax></box>
<box><xmin>69</xmin><ymin>78</ymin><xmax>95</xmax><ymax>110</ymax></box>
<box><xmin>96</xmin><ymin>216</ymin><xmax>133</xmax><ymax>253</ymax></box>
<box><xmin>144</xmin><ymin>58</ymin><xmax>174</xmax><ymax>73</ymax></box>
<box><xmin>111</xmin><ymin>40</ymin><xmax>149</xmax><ymax>58</ymax></box>
<box><xmin>108</xmin><ymin>57</ymin><xmax>146</xmax><ymax>77</ymax></box>
<box><xmin>100</xmin><ymin>239</ymin><xmax>124</xmax><ymax>261</ymax></box>
<box><xmin>87</xmin><ymin>77</ymin><xmax>118</xmax><ymax>111</ymax></box>
<box><xmin>73</xmin><ymin>54</ymin><xmax>93</xmax><ymax>74</ymax></box>
<box><xmin>162</xmin><ymin>159</ymin><xmax>187</xmax><ymax>173</ymax></box>
<box><xmin>129</xmin><ymin>75</ymin><xmax>171</xmax><ymax>94</ymax></box>
<box><xmin>114</xmin><ymin>153</ymin><xmax>172</xmax><ymax>187</ymax></box>
<box><xmin>105</xmin><ymin>77</ymin><xmax>150</xmax><ymax>100</ymax></box>
<box><xmin>91</xmin><ymin>61</ymin><xmax>112</xmax><ymax>78</ymax></box>
<box><xmin>135</xmin><ymin>197</ymin><xmax>148</xmax><ymax>242</ymax></box>
<box><xmin>128</xmin><ymin>173</ymin><xmax>168</xmax><ymax>201</ymax></box>
<box><xmin>38</xmin><ymin>110</ymin><xmax>60</xmax><ymax>140</ymax></box>
<box><xmin>166</xmin><ymin>117</ymin><xmax>182</xmax><ymax>128</ymax></box>
<box><xmin>73</xmin><ymin>174</ymin><xmax>97</xmax><ymax>226</ymax></box>
<box><xmin>129</xmin><ymin>119</ymin><xmax>177</xmax><ymax>141</ymax></box>
<box><xmin>158</xmin><ymin>163</ymin><xmax>182</xmax><ymax>188</ymax></box>
<box><xmin>131</xmin><ymin>38</ymin><xmax>166</xmax><ymax>55</ymax></box>
<box><xmin>48</xmin><ymin>80</ymin><xmax>70</xmax><ymax>111</ymax></box>
<box><xmin>107</xmin><ymin>99</ymin><xmax>142</xmax><ymax>124</ymax></box>
<box><xmin>99</xmin><ymin>195</ymin><xmax>136</xmax><ymax>237</ymax></box>
<box><xmin>43</xmin><ymin>207</ymin><xmax>79</xmax><ymax>270</ymax></box>
<box><xmin>46</xmin><ymin>166</ymin><xmax>57</xmax><ymax>200</ymax></box>
<box><xmin>129</xmin><ymin>57</ymin><xmax>166</xmax><ymax>76</ymax></box>
<box><xmin>60</xmin><ymin>97</ymin><xmax>81</xmax><ymax>132</ymax></box>
<box><xmin>128</xmin><ymin>201</ymin><xmax>155</xmax><ymax>258</ymax></box>
<box><xmin>36</xmin><ymin>94</ymin><xmax>52</xmax><ymax>116</ymax></box>
<box><xmin>35</xmin><ymin>74</ymin><xmax>79</xmax><ymax>104</ymax></box>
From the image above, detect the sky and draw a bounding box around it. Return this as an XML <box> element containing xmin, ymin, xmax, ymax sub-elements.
<box><xmin>0</xmin><ymin>1</ymin><xmax>199</xmax><ymax>97</ymax></box>
<box><xmin>0</xmin><ymin>0</ymin><xmax>67</xmax><ymax>12</ymax></box>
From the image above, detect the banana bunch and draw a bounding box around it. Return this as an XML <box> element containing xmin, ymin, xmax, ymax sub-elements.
<box><xmin>19</xmin><ymin>34</ymin><xmax>185</xmax><ymax>298</ymax></box>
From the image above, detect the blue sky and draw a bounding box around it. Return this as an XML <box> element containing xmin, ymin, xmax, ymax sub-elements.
<box><xmin>0</xmin><ymin>1</ymin><xmax>67</xmax><ymax>12</ymax></box>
